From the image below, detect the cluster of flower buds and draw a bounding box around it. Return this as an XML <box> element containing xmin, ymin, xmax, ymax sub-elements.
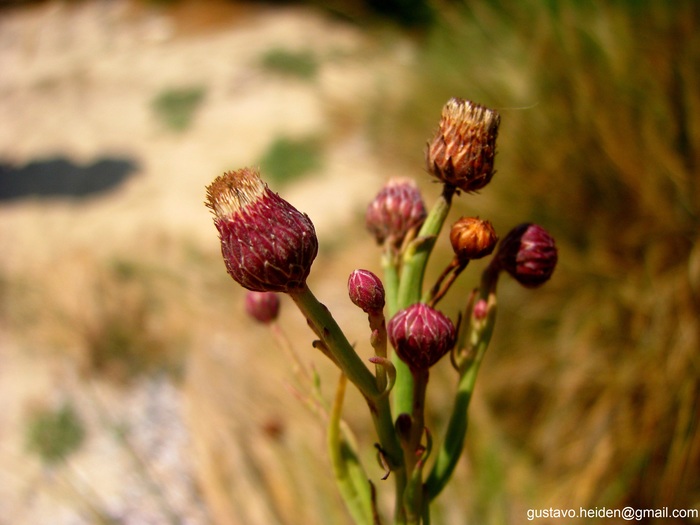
<box><xmin>205</xmin><ymin>95</ymin><xmax>559</xmax><ymax>525</ymax></box>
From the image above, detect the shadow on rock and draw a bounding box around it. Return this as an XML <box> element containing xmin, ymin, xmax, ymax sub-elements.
<box><xmin>0</xmin><ymin>156</ymin><xmax>140</xmax><ymax>201</ymax></box>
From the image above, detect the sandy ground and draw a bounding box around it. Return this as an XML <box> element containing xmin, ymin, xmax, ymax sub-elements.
<box><xmin>0</xmin><ymin>2</ymin><xmax>416</xmax><ymax>523</ymax></box>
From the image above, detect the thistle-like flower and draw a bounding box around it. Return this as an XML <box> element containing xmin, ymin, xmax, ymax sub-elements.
<box><xmin>205</xmin><ymin>167</ymin><xmax>318</xmax><ymax>293</ymax></box>
<box><xmin>366</xmin><ymin>177</ymin><xmax>427</xmax><ymax>249</ymax></box>
<box><xmin>426</xmin><ymin>98</ymin><xmax>500</xmax><ymax>193</ymax></box>
<box><xmin>494</xmin><ymin>223</ymin><xmax>558</xmax><ymax>288</ymax></box>
<box><xmin>449</xmin><ymin>216</ymin><xmax>498</xmax><ymax>262</ymax></box>
<box><xmin>387</xmin><ymin>303</ymin><xmax>456</xmax><ymax>372</ymax></box>
<box><xmin>245</xmin><ymin>291</ymin><xmax>280</xmax><ymax>324</ymax></box>
<box><xmin>348</xmin><ymin>269</ymin><xmax>385</xmax><ymax>315</ymax></box>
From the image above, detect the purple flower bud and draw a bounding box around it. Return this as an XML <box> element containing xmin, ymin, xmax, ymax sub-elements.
<box><xmin>387</xmin><ymin>303</ymin><xmax>456</xmax><ymax>371</ymax></box>
<box><xmin>244</xmin><ymin>291</ymin><xmax>280</xmax><ymax>324</ymax></box>
<box><xmin>348</xmin><ymin>269</ymin><xmax>385</xmax><ymax>314</ymax></box>
<box><xmin>449</xmin><ymin>216</ymin><xmax>498</xmax><ymax>262</ymax></box>
<box><xmin>472</xmin><ymin>299</ymin><xmax>488</xmax><ymax>321</ymax></box>
<box><xmin>426</xmin><ymin>98</ymin><xmax>500</xmax><ymax>193</ymax></box>
<box><xmin>366</xmin><ymin>178</ymin><xmax>427</xmax><ymax>249</ymax></box>
<box><xmin>495</xmin><ymin>223</ymin><xmax>558</xmax><ymax>288</ymax></box>
<box><xmin>205</xmin><ymin>168</ymin><xmax>318</xmax><ymax>293</ymax></box>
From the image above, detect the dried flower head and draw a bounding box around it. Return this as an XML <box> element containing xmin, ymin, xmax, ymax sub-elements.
<box><xmin>426</xmin><ymin>98</ymin><xmax>500</xmax><ymax>192</ymax></box>
<box><xmin>388</xmin><ymin>303</ymin><xmax>456</xmax><ymax>371</ymax></box>
<box><xmin>205</xmin><ymin>167</ymin><xmax>318</xmax><ymax>293</ymax></box>
<box><xmin>449</xmin><ymin>216</ymin><xmax>498</xmax><ymax>262</ymax></box>
<box><xmin>245</xmin><ymin>291</ymin><xmax>280</xmax><ymax>324</ymax></box>
<box><xmin>348</xmin><ymin>269</ymin><xmax>385</xmax><ymax>315</ymax></box>
<box><xmin>366</xmin><ymin>178</ymin><xmax>427</xmax><ymax>249</ymax></box>
<box><xmin>495</xmin><ymin>223</ymin><xmax>558</xmax><ymax>288</ymax></box>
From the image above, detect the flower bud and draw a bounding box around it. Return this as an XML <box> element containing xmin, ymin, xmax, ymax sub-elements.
<box><xmin>244</xmin><ymin>291</ymin><xmax>280</xmax><ymax>324</ymax></box>
<box><xmin>495</xmin><ymin>223</ymin><xmax>558</xmax><ymax>288</ymax></box>
<box><xmin>449</xmin><ymin>216</ymin><xmax>498</xmax><ymax>262</ymax></box>
<box><xmin>205</xmin><ymin>168</ymin><xmax>318</xmax><ymax>293</ymax></box>
<box><xmin>472</xmin><ymin>299</ymin><xmax>488</xmax><ymax>321</ymax></box>
<box><xmin>387</xmin><ymin>303</ymin><xmax>456</xmax><ymax>371</ymax></box>
<box><xmin>426</xmin><ymin>98</ymin><xmax>500</xmax><ymax>192</ymax></box>
<box><xmin>366</xmin><ymin>178</ymin><xmax>427</xmax><ymax>249</ymax></box>
<box><xmin>348</xmin><ymin>269</ymin><xmax>385</xmax><ymax>315</ymax></box>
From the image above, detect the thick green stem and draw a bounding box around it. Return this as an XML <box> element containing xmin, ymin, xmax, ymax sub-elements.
<box><xmin>397</xmin><ymin>185</ymin><xmax>456</xmax><ymax>309</ymax></box>
<box><xmin>424</xmin><ymin>266</ymin><xmax>499</xmax><ymax>500</ymax></box>
<box><xmin>290</xmin><ymin>284</ymin><xmax>380</xmax><ymax>401</ymax></box>
<box><xmin>289</xmin><ymin>284</ymin><xmax>405</xmax><ymax>483</ymax></box>
<box><xmin>393</xmin><ymin>185</ymin><xmax>455</xmax><ymax>419</ymax></box>
<box><xmin>382</xmin><ymin>251</ymin><xmax>400</xmax><ymax>317</ymax></box>
<box><xmin>405</xmin><ymin>369</ymin><xmax>429</xmax><ymax>477</ymax></box>
<box><xmin>402</xmin><ymin>368</ymin><xmax>429</xmax><ymax>524</ymax></box>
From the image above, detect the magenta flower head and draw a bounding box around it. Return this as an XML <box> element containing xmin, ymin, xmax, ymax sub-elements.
<box><xmin>245</xmin><ymin>291</ymin><xmax>280</xmax><ymax>324</ymax></box>
<box><xmin>387</xmin><ymin>303</ymin><xmax>456</xmax><ymax>372</ymax></box>
<box><xmin>348</xmin><ymin>269</ymin><xmax>385</xmax><ymax>315</ymax></box>
<box><xmin>205</xmin><ymin>167</ymin><xmax>318</xmax><ymax>293</ymax></box>
<box><xmin>495</xmin><ymin>223</ymin><xmax>558</xmax><ymax>288</ymax></box>
<box><xmin>366</xmin><ymin>177</ymin><xmax>427</xmax><ymax>249</ymax></box>
<box><xmin>426</xmin><ymin>97</ymin><xmax>500</xmax><ymax>193</ymax></box>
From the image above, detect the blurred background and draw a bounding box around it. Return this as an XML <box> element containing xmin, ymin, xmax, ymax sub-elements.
<box><xmin>0</xmin><ymin>0</ymin><xmax>698</xmax><ymax>524</ymax></box>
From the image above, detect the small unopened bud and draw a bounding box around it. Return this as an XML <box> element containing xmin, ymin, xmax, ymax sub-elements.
<box><xmin>495</xmin><ymin>223</ymin><xmax>558</xmax><ymax>288</ymax></box>
<box><xmin>450</xmin><ymin>217</ymin><xmax>498</xmax><ymax>262</ymax></box>
<box><xmin>366</xmin><ymin>178</ymin><xmax>427</xmax><ymax>249</ymax></box>
<box><xmin>426</xmin><ymin>98</ymin><xmax>500</xmax><ymax>192</ymax></box>
<box><xmin>387</xmin><ymin>303</ymin><xmax>456</xmax><ymax>372</ymax></box>
<box><xmin>472</xmin><ymin>299</ymin><xmax>488</xmax><ymax>321</ymax></box>
<box><xmin>205</xmin><ymin>168</ymin><xmax>318</xmax><ymax>293</ymax></box>
<box><xmin>348</xmin><ymin>269</ymin><xmax>385</xmax><ymax>315</ymax></box>
<box><xmin>245</xmin><ymin>291</ymin><xmax>280</xmax><ymax>324</ymax></box>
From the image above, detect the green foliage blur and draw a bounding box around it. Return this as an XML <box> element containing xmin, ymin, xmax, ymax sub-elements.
<box><xmin>259</xmin><ymin>48</ymin><xmax>319</xmax><ymax>80</ymax></box>
<box><xmin>258</xmin><ymin>135</ymin><xmax>324</xmax><ymax>186</ymax></box>
<box><xmin>151</xmin><ymin>86</ymin><xmax>206</xmax><ymax>132</ymax></box>
<box><xmin>26</xmin><ymin>403</ymin><xmax>85</xmax><ymax>465</ymax></box>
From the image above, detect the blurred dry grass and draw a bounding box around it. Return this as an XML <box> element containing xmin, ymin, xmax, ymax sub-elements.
<box><xmin>1</xmin><ymin>1</ymin><xmax>698</xmax><ymax>524</ymax></box>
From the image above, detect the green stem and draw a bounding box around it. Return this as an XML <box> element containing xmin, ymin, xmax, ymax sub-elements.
<box><xmin>397</xmin><ymin>185</ymin><xmax>456</xmax><ymax>308</ymax></box>
<box><xmin>368</xmin><ymin>311</ymin><xmax>388</xmax><ymax>395</ymax></box>
<box><xmin>424</xmin><ymin>266</ymin><xmax>499</xmax><ymax>501</ymax></box>
<box><xmin>393</xmin><ymin>185</ymin><xmax>456</xmax><ymax>419</ymax></box>
<box><xmin>289</xmin><ymin>283</ymin><xmax>405</xmax><ymax>477</ymax></box>
<box><xmin>329</xmin><ymin>374</ymin><xmax>374</xmax><ymax>525</ymax></box>
<box><xmin>382</xmin><ymin>251</ymin><xmax>400</xmax><ymax>317</ymax></box>
<box><xmin>405</xmin><ymin>369</ymin><xmax>429</xmax><ymax>477</ymax></box>
<box><xmin>402</xmin><ymin>369</ymin><xmax>429</xmax><ymax>523</ymax></box>
<box><xmin>290</xmin><ymin>284</ymin><xmax>379</xmax><ymax>401</ymax></box>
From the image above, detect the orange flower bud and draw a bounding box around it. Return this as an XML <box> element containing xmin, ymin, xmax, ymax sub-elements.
<box><xmin>449</xmin><ymin>216</ymin><xmax>498</xmax><ymax>262</ymax></box>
